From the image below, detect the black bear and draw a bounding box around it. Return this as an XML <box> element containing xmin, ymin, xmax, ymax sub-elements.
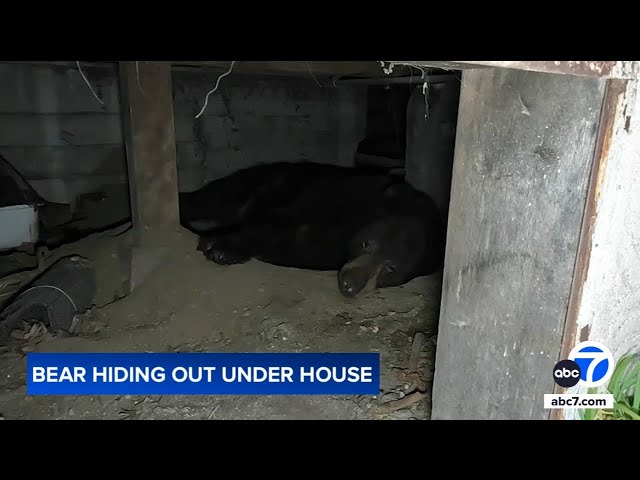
<box><xmin>179</xmin><ymin>162</ymin><xmax>446</xmax><ymax>297</ymax></box>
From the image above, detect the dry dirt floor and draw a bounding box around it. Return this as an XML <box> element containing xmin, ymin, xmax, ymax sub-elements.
<box><xmin>0</xmin><ymin>227</ymin><xmax>442</xmax><ymax>420</ymax></box>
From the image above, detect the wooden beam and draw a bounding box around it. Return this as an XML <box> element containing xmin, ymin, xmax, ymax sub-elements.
<box><xmin>119</xmin><ymin>61</ymin><xmax>180</xmax><ymax>246</ymax></box>
<box><xmin>119</xmin><ymin>61</ymin><xmax>181</xmax><ymax>291</ymax></box>
<box><xmin>169</xmin><ymin>60</ymin><xmax>409</xmax><ymax>78</ymax></box>
<box><xmin>392</xmin><ymin>61</ymin><xmax>640</xmax><ymax>80</ymax></box>
<box><xmin>430</xmin><ymin>67</ymin><xmax>607</xmax><ymax>420</ymax></box>
<box><xmin>2</xmin><ymin>60</ymin><xmax>434</xmax><ymax>79</ymax></box>
<box><xmin>9</xmin><ymin>60</ymin><xmax>639</xmax><ymax>80</ymax></box>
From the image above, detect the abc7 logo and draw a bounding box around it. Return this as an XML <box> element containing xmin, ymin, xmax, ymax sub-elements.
<box><xmin>553</xmin><ymin>360</ymin><xmax>581</xmax><ymax>388</ymax></box>
<box><xmin>553</xmin><ymin>341</ymin><xmax>615</xmax><ymax>389</ymax></box>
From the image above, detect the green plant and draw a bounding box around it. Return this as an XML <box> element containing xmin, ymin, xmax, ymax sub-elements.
<box><xmin>581</xmin><ymin>351</ymin><xmax>640</xmax><ymax>420</ymax></box>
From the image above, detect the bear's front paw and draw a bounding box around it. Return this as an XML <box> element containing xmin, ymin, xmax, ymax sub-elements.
<box><xmin>200</xmin><ymin>235</ymin><xmax>251</xmax><ymax>265</ymax></box>
<box><xmin>208</xmin><ymin>247</ymin><xmax>250</xmax><ymax>265</ymax></box>
<box><xmin>197</xmin><ymin>236</ymin><xmax>216</xmax><ymax>255</ymax></box>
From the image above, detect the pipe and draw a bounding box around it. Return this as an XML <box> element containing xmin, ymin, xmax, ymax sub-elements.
<box><xmin>331</xmin><ymin>73</ymin><xmax>458</xmax><ymax>87</ymax></box>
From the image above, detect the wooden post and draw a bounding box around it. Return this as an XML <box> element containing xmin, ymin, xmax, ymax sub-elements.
<box><xmin>118</xmin><ymin>61</ymin><xmax>181</xmax><ymax>290</ymax></box>
<box><xmin>430</xmin><ymin>67</ymin><xmax>607</xmax><ymax>420</ymax></box>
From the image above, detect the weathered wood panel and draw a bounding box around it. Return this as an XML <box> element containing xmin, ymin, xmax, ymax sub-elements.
<box><xmin>431</xmin><ymin>68</ymin><xmax>606</xmax><ymax>420</ymax></box>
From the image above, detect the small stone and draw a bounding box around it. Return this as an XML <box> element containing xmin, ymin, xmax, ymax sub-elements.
<box><xmin>10</xmin><ymin>330</ymin><xmax>24</xmax><ymax>340</ymax></box>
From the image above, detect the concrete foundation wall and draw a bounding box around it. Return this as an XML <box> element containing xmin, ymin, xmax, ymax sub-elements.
<box><xmin>0</xmin><ymin>62</ymin><xmax>367</xmax><ymax>207</ymax></box>
<box><xmin>576</xmin><ymin>80</ymin><xmax>640</xmax><ymax>360</ymax></box>
<box><xmin>172</xmin><ymin>67</ymin><xmax>367</xmax><ymax>192</ymax></box>
<box><xmin>0</xmin><ymin>62</ymin><xmax>126</xmax><ymax>205</ymax></box>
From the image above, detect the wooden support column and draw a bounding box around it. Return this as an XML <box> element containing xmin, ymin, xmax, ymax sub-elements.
<box><xmin>430</xmin><ymin>67</ymin><xmax>607</xmax><ymax>420</ymax></box>
<box><xmin>119</xmin><ymin>61</ymin><xmax>181</xmax><ymax>291</ymax></box>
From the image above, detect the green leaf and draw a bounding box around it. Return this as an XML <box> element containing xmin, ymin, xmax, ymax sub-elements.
<box><xmin>614</xmin><ymin>402</ymin><xmax>640</xmax><ymax>420</ymax></box>
<box><xmin>633</xmin><ymin>367</ymin><xmax>640</xmax><ymax>412</ymax></box>
<box><xmin>583</xmin><ymin>407</ymin><xmax>596</xmax><ymax>420</ymax></box>
<box><xmin>608</xmin><ymin>353</ymin><xmax>634</xmax><ymax>399</ymax></box>
<box><xmin>578</xmin><ymin>351</ymin><xmax>640</xmax><ymax>420</ymax></box>
<box><xmin>620</xmin><ymin>362</ymin><xmax>640</xmax><ymax>393</ymax></box>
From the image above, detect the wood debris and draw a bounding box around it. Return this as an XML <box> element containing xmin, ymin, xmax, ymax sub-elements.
<box><xmin>378</xmin><ymin>392</ymin><xmax>428</xmax><ymax>414</ymax></box>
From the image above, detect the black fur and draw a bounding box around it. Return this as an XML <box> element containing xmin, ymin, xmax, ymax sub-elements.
<box><xmin>180</xmin><ymin>162</ymin><xmax>446</xmax><ymax>297</ymax></box>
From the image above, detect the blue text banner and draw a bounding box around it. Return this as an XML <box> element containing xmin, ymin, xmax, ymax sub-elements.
<box><xmin>27</xmin><ymin>352</ymin><xmax>381</xmax><ymax>395</ymax></box>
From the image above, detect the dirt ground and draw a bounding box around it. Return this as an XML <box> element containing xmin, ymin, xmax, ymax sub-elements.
<box><xmin>0</xmin><ymin>228</ymin><xmax>442</xmax><ymax>420</ymax></box>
